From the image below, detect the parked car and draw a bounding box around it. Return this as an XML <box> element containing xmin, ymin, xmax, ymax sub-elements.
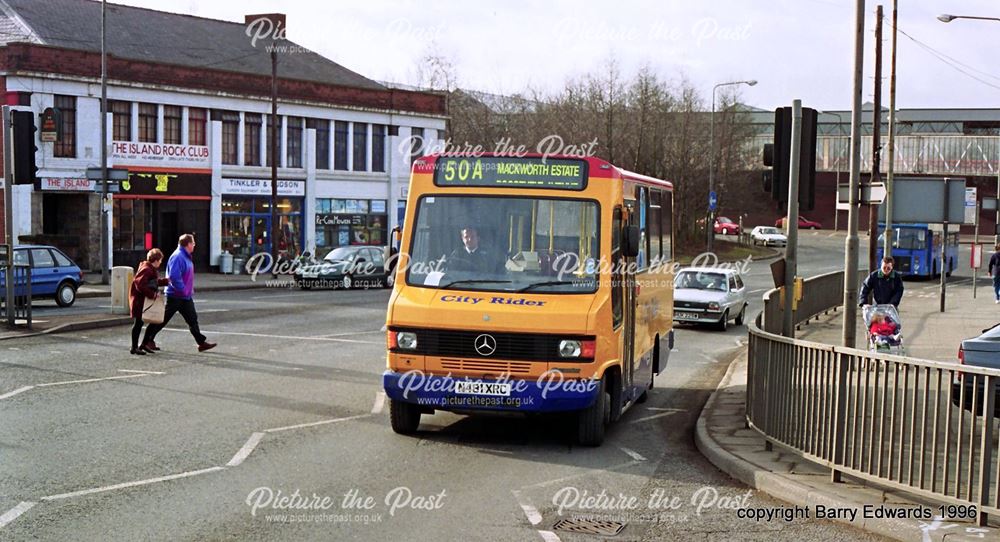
<box><xmin>953</xmin><ymin>323</ymin><xmax>1000</xmax><ymax>416</ymax></box>
<box><xmin>672</xmin><ymin>267</ymin><xmax>748</xmax><ymax>331</ymax></box>
<box><xmin>713</xmin><ymin>217</ymin><xmax>740</xmax><ymax>235</ymax></box>
<box><xmin>0</xmin><ymin>245</ymin><xmax>83</xmax><ymax>307</ymax></box>
<box><xmin>295</xmin><ymin>246</ymin><xmax>392</xmax><ymax>290</ymax></box>
<box><xmin>775</xmin><ymin>215</ymin><xmax>823</xmax><ymax>229</ymax></box>
<box><xmin>749</xmin><ymin>226</ymin><xmax>788</xmax><ymax>247</ymax></box>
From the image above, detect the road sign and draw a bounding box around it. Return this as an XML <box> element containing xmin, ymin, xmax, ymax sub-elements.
<box><xmin>838</xmin><ymin>182</ymin><xmax>885</xmax><ymax>204</ymax></box>
<box><xmin>877</xmin><ymin>177</ymin><xmax>966</xmax><ymax>224</ymax></box>
<box><xmin>972</xmin><ymin>244</ymin><xmax>983</xmax><ymax>269</ymax></box>
<box><xmin>708</xmin><ymin>191</ymin><xmax>717</xmax><ymax>211</ymax></box>
<box><xmin>966</xmin><ymin>187</ymin><xmax>977</xmax><ymax>225</ymax></box>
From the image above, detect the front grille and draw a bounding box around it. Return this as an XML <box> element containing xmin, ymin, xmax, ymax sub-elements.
<box><xmin>895</xmin><ymin>256</ymin><xmax>912</xmax><ymax>273</ymax></box>
<box><xmin>390</xmin><ymin>327</ymin><xmax>593</xmax><ymax>362</ymax></box>
<box><xmin>675</xmin><ymin>300</ymin><xmax>709</xmax><ymax>310</ymax></box>
<box><xmin>440</xmin><ymin>358</ymin><xmax>533</xmax><ymax>374</ymax></box>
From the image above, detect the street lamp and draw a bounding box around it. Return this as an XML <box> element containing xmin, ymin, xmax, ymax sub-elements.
<box><xmin>938</xmin><ymin>14</ymin><xmax>1000</xmax><ymax>245</ymax></box>
<box><xmin>708</xmin><ymin>79</ymin><xmax>757</xmax><ymax>252</ymax></box>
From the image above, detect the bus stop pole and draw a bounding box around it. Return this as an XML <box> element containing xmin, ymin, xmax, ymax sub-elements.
<box><xmin>941</xmin><ymin>179</ymin><xmax>949</xmax><ymax>313</ymax></box>
<box><xmin>782</xmin><ymin>100</ymin><xmax>802</xmax><ymax>338</ymax></box>
<box><xmin>3</xmin><ymin>106</ymin><xmax>13</xmax><ymax>325</ymax></box>
<box><xmin>974</xmin><ymin>201</ymin><xmax>980</xmax><ymax>299</ymax></box>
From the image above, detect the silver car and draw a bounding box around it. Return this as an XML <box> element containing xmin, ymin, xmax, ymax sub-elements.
<box><xmin>750</xmin><ymin>226</ymin><xmax>787</xmax><ymax>247</ymax></box>
<box><xmin>672</xmin><ymin>267</ymin><xmax>749</xmax><ymax>331</ymax></box>
<box><xmin>953</xmin><ymin>323</ymin><xmax>1000</xmax><ymax>415</ymax></box>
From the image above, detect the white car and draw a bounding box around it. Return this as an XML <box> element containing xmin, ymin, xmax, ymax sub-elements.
<box><xmin>750</xmin><ymin>226</ymin><xmax>788</xmax><ymax>247</ymax></box>
<box><xmin>673</xmin><ymin>267</ymin><xmax>749</xmax><ymax>331</ymax></box>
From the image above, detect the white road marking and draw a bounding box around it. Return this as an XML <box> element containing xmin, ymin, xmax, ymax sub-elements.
<box><xmin>512</xmin><ymin>490</ymin><xmax>543</xmax><ymax>525</ymax></box>
<box><xmin>162</xmin><ymin>329</ymin><xmax>379</xmax><ymax>344</ymax></box>
<box><xmin>318</xmin><ymin>330</ymin><xmax>384</xmax><ymax>338</ymax></box>
<box><xmin>227</xmin><ymin>432</ymin><xmax>265</xmax><ymax>467</ymax></box>
<box><xmin>41</xmin><ymin>467</ymin><xmax>225</xmax><ymax>501</ymax></box>
<box><xmin>0</xmin><ymin>501</ymin><xmax>36</xmax><ymax>529</ymax></box>
<box><xmin>34</xmin><ymin>374</ymin><xmax>149</xmax><ymax>388</ymax></box>
<box><xmin>264</xmin><ymin>414</ymin><xmax>369</xmax><ymax>433</ymax></box>
<box><xmin>519</xmin><ymin>460</ymin><xmax>643</xmax><ymax>490</ymax></box>
<box><xmin>371</xmin><ymin>391</ymin><xmax>386</xmax><ymax>414</ymax></box>
<box><xmin>539</xmin><ymin>531</ymin><xmax>561</xmax><ymax>542</ymax></box>
<box><xmin>117</xmin><ymin>369</ymin><xmax>166</xmax><ymax>375</ymax></box>
<box><xmin>618</xmin><ymin>446</ymin><xmax>647</xmax><ymax>461</ymax></box>
<box><xmin>630</xmin><ymin>408</ymin><xmax>686</xmax><ymax>424</ymax></box>
<box><xmin>250</xmin><ymin>291</ymin><xmax>320</xmax><ymax>300</ymax></box>
<box><xmin>0</xmin><ymin>386</ymin><xmax>34</xmax><ymax>400</ymax></box>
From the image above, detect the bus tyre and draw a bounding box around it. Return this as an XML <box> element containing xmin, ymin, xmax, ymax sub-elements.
<box><xmin>716</xmin><ymin>310</ymin><xmax>729</xmax><ymax>331</ymax></box>
<box><xmin>577</xmin><ymin>378</ymin><xmax>608</xmax><ymax>446</ymax></box>
<box><xmin>389</xmin><ymin>399</ymin><xmax>421</xmax><ymax>434</ymax></box>
<box><xmin>636</xmin><ymin>389</ymin><xmax>649</xmax><ymax>403</ymax></box>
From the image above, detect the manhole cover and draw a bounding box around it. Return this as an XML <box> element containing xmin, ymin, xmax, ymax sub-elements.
<box><xmin>552</xmin><ymin>518</ymin><xmax>625</xmax><ymax>536</ymax></box>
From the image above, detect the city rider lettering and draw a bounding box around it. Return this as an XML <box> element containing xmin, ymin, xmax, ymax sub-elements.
<box><xmin>440</xmin><ymin>295</ymin><xmax>484</xmax><ymax>304</ymax></box>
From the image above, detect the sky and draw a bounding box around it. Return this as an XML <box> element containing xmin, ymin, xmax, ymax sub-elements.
<box><xmin>111</xmin><ymin>0</ymin><xmax>999</xmax><ymax>111</ymax></box>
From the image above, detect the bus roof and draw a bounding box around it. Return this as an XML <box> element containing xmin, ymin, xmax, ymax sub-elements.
<box><xmin>414</xmin><ymin>153</ymin><xmax>673</xmax><ymax>190</ymax></box>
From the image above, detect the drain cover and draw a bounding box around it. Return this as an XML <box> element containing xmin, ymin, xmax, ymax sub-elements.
<box><xmin>552</xmin><ymin>518</ymin><xmax>625</xmax><ymax>536</ymax></box>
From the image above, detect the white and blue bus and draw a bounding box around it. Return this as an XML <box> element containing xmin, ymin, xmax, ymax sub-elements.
<box><xmin>876</xmin><ymin>222</ymin><xmax>958</xmax><ymax>278</ymax></box>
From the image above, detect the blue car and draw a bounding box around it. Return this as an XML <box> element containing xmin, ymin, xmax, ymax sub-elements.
<box><xmin>1</xmin><ymin>245</ymin><xmax>83</xmax><ymax>307</ymax></box>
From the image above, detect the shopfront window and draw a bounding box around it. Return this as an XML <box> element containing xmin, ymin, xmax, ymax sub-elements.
<box><xmin>113</xmin><ymin>198</ymin><xmax>152</xmax><ymax>251</ymax></box>
<box><xmin>222</xmin><ymin>196</ymin><xmax>304</xmax><ymax>261</ymax></box>
<box><xmin>315</xmin><ymin>198</ymin><xmax>388</xmax><ymax>257</ymax></box>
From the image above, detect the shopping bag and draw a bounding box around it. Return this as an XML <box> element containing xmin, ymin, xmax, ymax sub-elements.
<box><xmin>142</xmin><ymin>294</ymin><xmax>165</xmax><ymax>324</ymax></box>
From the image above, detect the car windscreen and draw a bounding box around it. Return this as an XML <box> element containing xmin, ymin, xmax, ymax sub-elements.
<box><xmin>674</xmin><ymin>271</ymin><xmax>728</xmax><ymax>291</ymax></box>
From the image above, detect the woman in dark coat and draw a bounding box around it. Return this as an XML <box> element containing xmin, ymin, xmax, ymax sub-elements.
<box><xmin>129</xmin><ymin>248</ymin><xmax>169</xmax><ymax>355</ymax></box>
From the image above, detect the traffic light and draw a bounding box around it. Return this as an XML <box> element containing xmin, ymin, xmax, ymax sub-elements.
<box><xmin>763</xmin><ymin>106</ymin><xmax>818</xmax><ymax>211</ymax></box>
<box><xmin>11</xmin><ymin>110</ymin><xmax>38</xmax><ymax>185</ymax></box>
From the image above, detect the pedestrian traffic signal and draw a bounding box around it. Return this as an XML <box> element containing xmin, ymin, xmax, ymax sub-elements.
<box><xmin>762</xmin><ymin>106</ymin><xmax>818</xmax><ymax>211</ymax></box>
<box><xmin>11</xmin><ymin>110</ymin><xmax>38</xmax><ymax>185</ymax></box>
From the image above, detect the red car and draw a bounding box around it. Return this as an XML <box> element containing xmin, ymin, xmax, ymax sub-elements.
<box><xmin>713</xmin><ymin>217</ymin><xmax>740</xmax><ymax>235</ymax></box>
<box><xmin>775</xmin><ymin>215</ymin><xmax>823</xmax><ymax>229</ymax></box>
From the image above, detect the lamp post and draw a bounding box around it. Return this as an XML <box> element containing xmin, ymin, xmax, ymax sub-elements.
<box><xmin>707</xmin><ymin>79</ymin><xmax>757</xmax><ymax>252</ymax></box>
<box><xmin>939</xmin><ymin>13</ymin><xmax>1000</xmax><ymax>246</ymax></box>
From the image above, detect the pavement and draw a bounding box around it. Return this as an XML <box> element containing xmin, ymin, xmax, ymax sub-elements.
<box><xmin>696</xmin><ymin>264</ymin><xmax>1000</xmax><ymax>541</ymax></box>
<box><xmin>0</xmin><ymin>272</ymin><xmax>287</xmax><ymax>341</ymax></box>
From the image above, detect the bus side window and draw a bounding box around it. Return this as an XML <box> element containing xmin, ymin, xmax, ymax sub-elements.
<box><xmin>612</xmin><ymin>207</ymin><xmax>623</xmax><ymax>329</ymax></box>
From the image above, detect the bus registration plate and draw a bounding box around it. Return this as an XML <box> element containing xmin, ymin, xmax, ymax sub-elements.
<box><xmin>455</xmin><ymin>381</ymin><xmax>511</xmax><ymax>396</ymax></box>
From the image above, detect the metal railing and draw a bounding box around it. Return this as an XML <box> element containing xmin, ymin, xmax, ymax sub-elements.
<box><xmin>748</xmin><ymin>277</ymin><xmax>1000</xmax><ymax>526</ymax></box>
<box><xmin>760</xmin><ymin>271</ymin><xmax>843</xmax><ymax>335</ymax></box>
<box><xmin>2</xmin><ymin>264</ymin><xmax>32</xmax><ymax>328</ymax></box>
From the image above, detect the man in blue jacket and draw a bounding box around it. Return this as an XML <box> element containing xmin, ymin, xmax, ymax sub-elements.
<box><xmin>988</xmin><ymin>244</ymin><xmax>1000</xmax><ymax>303</ymax></box>
<box><xmin>142</xmin><ymin>233</ymin><xmax>217</xmax><ymax>352</ymax></box>
<box><xmin>859</xmin><ymin>256</ymin><xmax>904</xmax><ymax>308</ymax></box>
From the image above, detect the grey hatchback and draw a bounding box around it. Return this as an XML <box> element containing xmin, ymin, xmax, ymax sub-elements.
<box><xmin>953</xmin><ymin>323</ymin><xmax>1000</xmax><ymax>415</ymax></box>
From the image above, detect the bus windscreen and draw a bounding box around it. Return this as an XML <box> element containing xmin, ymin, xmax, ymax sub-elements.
<box><xmin>433</xmin><ymin>156</ymin><xmax>588</xmax><ymax>190</ymax></box>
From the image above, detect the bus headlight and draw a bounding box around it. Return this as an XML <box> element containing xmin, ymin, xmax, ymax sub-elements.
<box><xmin>559</xmin><ymin>339</ymin><xmax>596</xmax><ymax>358</ymax></box>
<box><xmin>394</xmin><ymin>331</ymin><xmax>418</xmax><ymax>350</ymax></box>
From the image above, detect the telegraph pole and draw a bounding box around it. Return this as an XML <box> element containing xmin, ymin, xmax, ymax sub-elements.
<box><xmin>100</xmin><ymin>0</ymin><xmax>109</xmax><ymax>284</ymax></box>
<box><xmin>868</xmin><ymin>4</ymin><xmax>884</xmax><ymax>274</ymax></box>
<box><xmin>270</xmin><ymin>49</ymin><xmax>278</xmax><ymax>274</ymax></box>
<box><xmin>883</xmin><ymin>0</ymin><xmax>898</xmax><ymax>255</ymax></box>
<box><xmin>843</xmin><ymin>0</ymin><xmax>866</xmax><ymax>349</ymax></box>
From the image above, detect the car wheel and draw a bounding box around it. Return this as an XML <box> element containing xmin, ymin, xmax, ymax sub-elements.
<box><xmin>389</xmin><ymin>399</ymin><xmax>422</xmax><ymax>434</ymax></box>
<box><xmin>722</xmin><ymin>228</ymin><xmax>729</xmax><ymax>235</ymax></box>
<box><xmin>55</xmin><ymin>281</ymin><xmax>77</xmax><ymax>307</ymax></box>
<box><xmin>716</xmin><ymin>310</ymin><xmax>729</xmax><ymax>331</ymax></box>
<box><xmin>342</xmin><ymin>274</ymin><xmax>353</xmax><ymax>289</ymax></box>
<box><xmin>735</xmin><ymin>304</ymin><xmax>747</xmax><ymax>326</ymax></box>
<box><xmin>577</xmin><ymin>377</ymin><xmax>608</xmax><ymax>446</ymax></box>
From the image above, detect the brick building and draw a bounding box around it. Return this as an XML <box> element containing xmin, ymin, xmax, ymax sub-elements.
<box><xmin>0</xmin><ymin>0</ymin><xmax>446</xmax><ymax>271</ymax></box>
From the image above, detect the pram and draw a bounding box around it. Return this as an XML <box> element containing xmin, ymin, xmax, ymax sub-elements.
<box><xmin>862</xmin><ymin>304</ymin><xmax>905</xmax><ymax>355</ymax></box>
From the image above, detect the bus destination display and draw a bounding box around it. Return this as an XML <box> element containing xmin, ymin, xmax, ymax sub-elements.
<box><xmin>433</xmin><ymin>156</ymin><xmax>588</xmax><ymax>190</ymax></box>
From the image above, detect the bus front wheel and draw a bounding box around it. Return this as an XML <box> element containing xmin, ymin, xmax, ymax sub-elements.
<box><xmin>389</xmin><ymin>399</ymin><xmax>421</xmax><ymax>434</ymax></box>
<box><xmin>577</xmin><ymin>378</ymin><xmax>609</xmax><ymax>446</ymax></box>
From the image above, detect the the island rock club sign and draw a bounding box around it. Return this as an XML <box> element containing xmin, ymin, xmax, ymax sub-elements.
<box><xmin>111</xmin><ymin>141</ymin><xmax>210</xmax><ymax>168</ymax></box>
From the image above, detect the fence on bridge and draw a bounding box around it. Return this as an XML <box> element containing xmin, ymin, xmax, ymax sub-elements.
<box><xmin>748</xmin><ymin>272</ymin><xmax>1000</xmax><ymax>526</ymax></box>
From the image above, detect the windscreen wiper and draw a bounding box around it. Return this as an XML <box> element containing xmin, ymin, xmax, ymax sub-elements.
<box><xmin>516</xmin><ymin>281</ymin><xmax>576</xmax><ymax>292</ymax></box>
<box><xmin>439</xmin><ymin>280</ymin><xmax>513</xmax><ymax>289</ymax></box>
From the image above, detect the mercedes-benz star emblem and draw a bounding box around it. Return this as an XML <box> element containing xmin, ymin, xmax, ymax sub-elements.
<box><xmin>474</xmin><ymin>334</ymin><xmax>497</xmax><ymax>356</ymax></box>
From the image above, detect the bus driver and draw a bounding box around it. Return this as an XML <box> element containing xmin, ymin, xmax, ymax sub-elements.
<box><xmin>448</xmin><ymin>226</ymin><xmax>500</xmax><ymax>274</ymax></box>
